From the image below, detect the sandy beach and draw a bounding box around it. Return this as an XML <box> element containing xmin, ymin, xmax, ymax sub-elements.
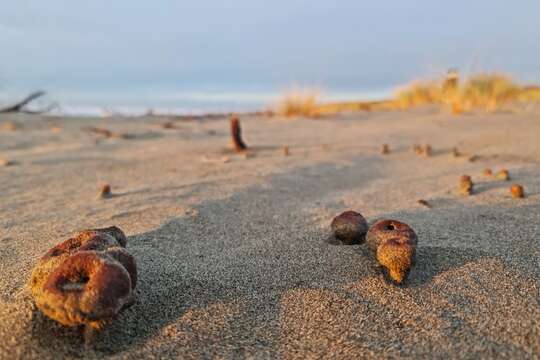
<box><xmin>0</xmin><ymin>107</ymin><xmax>539</xmax><ymax>358</ymax></box>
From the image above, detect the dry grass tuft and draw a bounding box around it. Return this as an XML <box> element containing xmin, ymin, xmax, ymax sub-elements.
<box><xmin>460</xmin><ymin>73</ymin><xmax>520</xmax><ymax>111</ymax></box>
<box><xmin>394</xmin><ymin>72</ymin><xmax>538</xmax><ymax>113</ymax></box>
<box><xmin>276</xmin><ymin>88</ymin><xmax>320</xmax><ymax>117</ymax></box>
<box><xmin>395</xmin><ymin>80</ymin><xmax>444</xmax><ymax>109</ymax></box>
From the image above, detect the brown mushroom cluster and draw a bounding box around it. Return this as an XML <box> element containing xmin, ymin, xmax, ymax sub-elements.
<box><xmin>29</xmin><ymin>226</ymin><xmax>136</xmax><ymax>330</ymax></box>
<box><xmin>413</xmin><ymin>144</ymin><xmax>432</xmax><ymax>157</ymax></box>
<box><xmin>331</xmin><ymin>212</ymin><xmax>417</xmax><ymax>284</ymax></box>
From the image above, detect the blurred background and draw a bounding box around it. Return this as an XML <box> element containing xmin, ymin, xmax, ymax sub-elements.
<box><xmin>1</xmin><ymin>0</ymin><xmax>539</xmax><ymax>115</ymax></box>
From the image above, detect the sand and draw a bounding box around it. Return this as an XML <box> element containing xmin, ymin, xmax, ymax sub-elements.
<box><xmin>0</xmin><ymin>107</ymin><xmax>539</xmax><ymax>359</ymax></box>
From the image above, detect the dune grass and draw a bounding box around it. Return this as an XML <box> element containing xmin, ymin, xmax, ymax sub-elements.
<box><xmin>275</xmin><ymin>88</ymin><xmax>321</xmax><ymax>117</ymax></box>
<box><xmin>274</xmin><ymin>73</ymin><xmax>540</xmax><ymax>118</ymax></box>
<box><xmin>275</xmin><ymin>87</ymin><xmax>395</xmax><ymax>117</ymax></box>
<box><xmin>394</xmin><ymin>72</ymin><xmax>539</xmax><ymax>113</ymax></box>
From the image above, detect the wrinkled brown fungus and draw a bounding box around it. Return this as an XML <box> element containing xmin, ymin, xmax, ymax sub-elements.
<box><xmin>376</xmin><ymin>237</ymin><xmax>416</xmax><ymax>284</ymax></box>
<box><xmin>330</xmin><ymin>211</ymin><xmax>368</xmax><ymax>245</ymax></box>
<box><xmin>38</xmin><ymin>251</ymin><xmax>134</xmax><ymax>328</ymax></box>
<box><xmin>366</xmin><ymin>219</ymin><xmax>417</xmax><ymax>284</ymax></box>
<box><xmin>29</xmin><ymin>226</ymin><xmax>136</xmax><ymax>334</ymax></box>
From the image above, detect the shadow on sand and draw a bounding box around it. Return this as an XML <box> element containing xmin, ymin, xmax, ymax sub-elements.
<box><xmin>28</xmin><ymin>157</ymin><xmax>539</xmax><ymax>357</ymax></box>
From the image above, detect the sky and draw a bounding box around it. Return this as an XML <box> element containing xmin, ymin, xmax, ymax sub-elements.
<box><xmin>1</xmin><ymin>1</ymin><xmax>539</xmax><ymax>112</ymax></box>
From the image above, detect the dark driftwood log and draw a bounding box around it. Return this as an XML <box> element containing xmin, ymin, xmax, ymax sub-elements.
<box><xmin>230</xmin><ymin>115</ymin><xmax>248</xmax><ymax>152</ymax></box>
<box><xmin>0</xmin><ymin>91</ymin><xmax>57</xmax><ymax>114</ymax></box>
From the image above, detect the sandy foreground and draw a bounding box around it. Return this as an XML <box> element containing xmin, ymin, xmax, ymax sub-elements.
<box><xmin>0</xmin><ymin>107</ymin><xmax>539</xmax><ymax>359</ymax></box>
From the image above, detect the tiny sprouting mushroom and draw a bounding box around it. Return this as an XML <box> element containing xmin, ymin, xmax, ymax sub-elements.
<box><xmin>283</xmin><ymin>145</ymin><xmax>290</xmax><ymax>156</ymax></box>
<box><xmin>510</xmin><ymin>184</ymin><xmax>525</xmax><ymax>199</ymax></box>
<box><xmin>422</xmin><ymin>144</ymin><xmax>432</xmax><ymax>157</ymax></box>
<box><xmin>0</xmin><ymin>158</ymin><xmax>15</xmax><ymax>167</ymax></box>
<box><xmin>452</xmin><ymin>147</ymin><xmax>461</xmax><ymax>157</ymax></box>
<box><xmin>483</xmin><ymin>168</ymin><xmax>493</xmax><ymax>177</ymax></box>
<box><xmin>161</xmin><ymin>121</ymin><xmax>176</xmax><ymax>129</ymax></box>
<box><xmin>459</xmin><ymin>175</ymin><xmax>473</xmax><ymax>196</ymax></box>
<box><xmin>496</xmin><ymin>169</ymin><xmax>510</xmax><ymax>181</ymax></box>
<box><xmin>365</xmin><ymin>219</ymin><xmax>418</xmax><ymax>284</ymax></box>
<box><xmin>415</xmin><ymin>144</ymin><xmax>432</xmax><ymax>157</ymax></box>
<box><xmin>50</xmin><ymin>126</ymin><xmax>63</xmax><ymax>134</ymax></box>
<box><xmin>230</xmin><ymin>115</ymin><xmax>248</xmax><ymax>152</ymax></box>
<box><xmin>99</xmin><ymin>184</ymin><xmax>113</xmax><ymax>199</ymax></box>
<box><xmin>380</xmin><ymin>144</ymin><xmax>390</xmax><ymax>155</ymax></box>
<box><xmin>331</xmin><ymin>210</ymin><xmax>369</xmax><ymax>245</ymax></box>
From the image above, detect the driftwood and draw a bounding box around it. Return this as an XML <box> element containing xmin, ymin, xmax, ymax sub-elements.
<box><xmin>0</xmin><ymin>91</ymin><xmax>58</xmax><ymax>114</ymax></box>
<box><xmin>84</xmin><ymin>126</ymin><xmax>133</xmax><ymax>139</ymax></box>
<box><xmin>230</xmin><ymin>115</ymin><xmax>248</xmax><ymax>152</ymax></box>
<box><xmin>85</xmin><ymin>126</ymin><xmax>113</xmax><ymax>137</ymax></box>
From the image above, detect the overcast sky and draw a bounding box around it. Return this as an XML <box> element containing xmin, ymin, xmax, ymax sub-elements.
<box><xmin>1</xmin><ymin>0</ymin><xmax>539</xmax><ymax>94</ymax></box>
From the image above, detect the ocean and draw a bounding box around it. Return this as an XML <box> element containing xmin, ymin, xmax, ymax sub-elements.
<box><xmin>0</xmin><ymin>86</ymin><xmax>394</xmax><ymax>117</ymax></box>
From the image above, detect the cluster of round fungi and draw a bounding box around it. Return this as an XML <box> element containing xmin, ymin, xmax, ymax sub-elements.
<box><xmin>29</xmin><ymin>226</ymin><xmax>136</xmax><ymax>331</ymax></box>
<box><xmin>460</xmin><ymin>169</ymin><xmax>525</xmax><ymax>199</ymax></box>
<box><xmin>331</xmin><ymin>211</ymin><xmax>417</xmax><ymax>284</ymax></box>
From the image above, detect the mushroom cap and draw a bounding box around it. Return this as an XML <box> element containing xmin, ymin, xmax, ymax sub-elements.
<box><xmin>366</xmin><ymin>219</ymin><xmax>417</xmax><ymax>253</ymax></box>
<box><xmin>331</xmin><ymin>211</ymin><xmax>368</xmax><ymax>245</ymax></box>
<box><xmin>510</xmin><ymin>184</ymin><xmax>524</xmax><ymax>198</ymax></box>
<box><xmin>36</xmin><ymin>251</ymin><xmax>134</xmax><ymax>327</ymax></box>
<box><xmin>105</xmin><ymin>247</ymin><xmax>138</xmax><ymax>289</ymax></box>
<box><xmin>86</xmin><ymin>226</ymin><xmax>127</xmax><ymax>247</ymax></box>
<box><xmin>30</xmin><ymin>231</ymin><xmax>121</xmax><ymax>298</ymax></box>
<box><xmin>460</xmin><ymin>175</ymin><xmax>472</xmax><ymax>183</ymax></box>
<box><xmin>496</xmin><ymin>169</ymin><xmax>510</xmax><ymax>180</ymax></box>
<box><xmin>29</xmin><ymin>226</ymin><xmax>136</xmax><ymax>328</ymax></box>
